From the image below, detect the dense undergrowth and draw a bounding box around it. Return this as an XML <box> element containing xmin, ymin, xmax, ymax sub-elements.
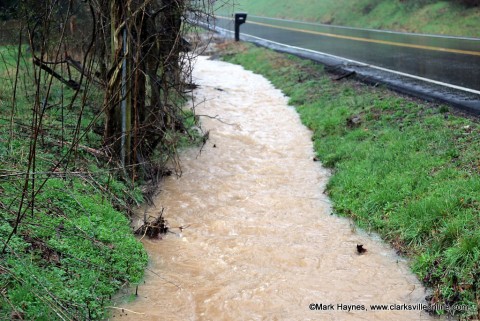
<box><xmin>0</xmin><ymin>43</ymin><xmax>199</xmax><ymax>319</ymax></box>
<box><xmin>222</xmin><ymin>43</ymin><xmax>480</xmax><ymax>319</ymax></box>
<box><xmin>221</xmin><ymin>0</ymin><xmax>480</xmax><ymax>37</ymax></box>
<box><xmin>0</xmin><ymin>44</ymin><xmax>149</xmax><ymax>320</ymax></box>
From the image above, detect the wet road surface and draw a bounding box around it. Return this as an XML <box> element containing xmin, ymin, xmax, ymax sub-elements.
<box><xmin>215</xmin><ymin>15</ymin><xmax>480</xmax><ymax>92</ymax></box>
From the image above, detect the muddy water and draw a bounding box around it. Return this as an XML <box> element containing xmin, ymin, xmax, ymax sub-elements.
<box><xmin>112</xmin><ymin>57</ymin><xmax>435</xmax><ymax>321</ymax></box>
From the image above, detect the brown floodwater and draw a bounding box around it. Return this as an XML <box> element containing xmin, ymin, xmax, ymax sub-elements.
<box><xmin>110</xmin><ymin>56</ymin><xmax>437</xmax><ymax>321</ymax></box>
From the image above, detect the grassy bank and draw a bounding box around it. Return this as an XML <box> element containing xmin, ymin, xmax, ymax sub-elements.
<box><xmin>221</xmin><ymin>43</ymin><xmax>480</xmax><ymax>319</ymax></box>
<box><xmin>220</xmin><ymin>0</ymin><xmax>480</xmax><ymax>37</ymax></box>
<box><xmin>0</xmin><ymin>45</ymin><xmax>152</xmax><ymax>319</ymax></box>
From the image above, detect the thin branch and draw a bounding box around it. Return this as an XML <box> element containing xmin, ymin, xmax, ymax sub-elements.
<box><xmin>32</xmin><ymin>57</ymin><xmax>81</xmax><ymax>90</ymax></box>
<box><xmin>196</xmin><ymin>113</ymin><xmax>236</xmax><ymax>126</ymax></box>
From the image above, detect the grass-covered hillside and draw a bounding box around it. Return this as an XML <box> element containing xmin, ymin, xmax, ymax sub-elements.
<box><xmin>221</xmin><ymin>0</ymin><xmax>480</xmax><ymax>37</ymax></box>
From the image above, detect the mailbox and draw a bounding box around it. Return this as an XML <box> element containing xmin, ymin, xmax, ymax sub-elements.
<box><xmin>234</xmin><ymin>13</ymin><xmax>247</xmax><ymax>41</ymax></box>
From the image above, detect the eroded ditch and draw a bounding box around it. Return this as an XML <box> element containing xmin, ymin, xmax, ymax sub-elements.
<box><xmin>111</xmin><ymin>56</ymin><xmax>436</xmax><ymax>321</ymax></box>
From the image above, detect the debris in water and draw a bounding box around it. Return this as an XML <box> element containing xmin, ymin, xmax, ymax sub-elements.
<box><xmin>357</xmin><ymin>244</ymin><xmax>367</xmax><ymax>254</ymax></box>
<box><xmin>134</xmin><ymin>208</ymin><xmax>169</xmax><ymax>239</ymax></box>
<box><xmin>184</xmin><ymin>83</ymin><xmax>199</xmax><ymax>90</ymax></box>
<box><xmin>168</xmin><ymin>224</ymin><xmax>190</xmax><ymax>238</ymax></box>
<box><xmin>197</xmin><ymin>130</ymin><xmax>210</xmax><ymax>157</ymax></box>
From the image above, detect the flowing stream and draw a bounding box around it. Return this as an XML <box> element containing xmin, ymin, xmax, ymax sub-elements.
<box><xmin>111</xmin><ymin>56</ymin><xmax>436</xmax><ymax>321</ymax></box>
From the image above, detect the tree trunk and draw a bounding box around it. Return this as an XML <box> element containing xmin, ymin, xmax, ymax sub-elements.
<box><xmin>102</xmin><ymin>0</ymin><xmax>186</xmax><ymax>177</ymax></box>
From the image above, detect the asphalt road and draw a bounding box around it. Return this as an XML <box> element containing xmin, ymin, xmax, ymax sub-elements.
<box><xmin>215</xmin><ymin>15</ymin><xmax>480</xmax><ymax>94</ymax></box>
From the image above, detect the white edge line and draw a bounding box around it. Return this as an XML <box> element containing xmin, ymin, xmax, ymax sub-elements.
<box><xmin>215</xmin><ymin>14</ymin><xmax>480</xmax><ymax>41</ymax></box>
<box><xmin>245</xmin><ymin>15</ymin><xmax>480</xmax><ymax>41</ymax></box>
<box><xmin>213</xmin><ymin>24</ymin><xmax>480</xmax><ymax>96</ymax></box>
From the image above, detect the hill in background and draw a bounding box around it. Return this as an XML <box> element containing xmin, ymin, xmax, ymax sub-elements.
<box><xmin>223</xmin><ymin>0</ymin><xmax>479</xmax><ymax>37</ymax></box>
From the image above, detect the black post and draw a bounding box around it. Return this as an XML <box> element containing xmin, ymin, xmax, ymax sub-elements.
<box><xmin>234</xmin><ymin>13</ymin><xmax>247</xmax><ymax>41</ymax></box>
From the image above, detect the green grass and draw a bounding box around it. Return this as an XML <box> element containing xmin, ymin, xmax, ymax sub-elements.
<box><xmin>0</xmin><ymin>46</ymin><xmax>149</xmax><ymax>319</ymax></box>
<box><xmin>222</xmin><ymin>43</ymin><xmax>480</xmax><ymax>319</ymax></box>
<box><xmin>219</xmin><ymin>0</ymin><xmax>480</xmax><ymax>37</ymax></box>
<box><xmin>0</xmin><ymin>41</ymin><xmax>202</xmax><ymax>319</ymax></box>
<box><xmin>0</xmin><ymin>179</ymin><xmax>148</xmax><ymax>320</ymax></box>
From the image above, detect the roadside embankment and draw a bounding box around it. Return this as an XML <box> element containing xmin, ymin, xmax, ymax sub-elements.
<box><xmin>220</xmin><ymin>41</ymin><xmax>480</xmax><ymax>320</ymax></box>
<box><xmin>0</xmin><ymin>46</ymin><xmax>148</xmax><ymax>320</ymax></box>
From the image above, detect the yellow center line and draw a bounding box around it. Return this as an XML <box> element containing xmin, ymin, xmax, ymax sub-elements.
<box><xmin>217</xmin><ymin>16</ymin><xmax>480</xmax><ymax>56</ymax></box>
